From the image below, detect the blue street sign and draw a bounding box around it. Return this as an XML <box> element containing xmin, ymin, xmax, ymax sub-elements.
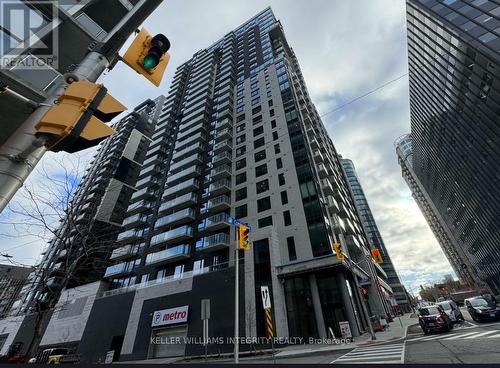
<box><xmin>227</xmin><ymin>216</ymin><xmax>252</xmax><ymax>230</ymax></box>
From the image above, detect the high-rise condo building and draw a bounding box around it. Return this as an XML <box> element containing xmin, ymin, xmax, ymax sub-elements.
<box><xmin>406</xmin><ymin>0</ymin><xmax>500</xmax><ymax>293</ymax></box>
<box><xmin>341</xmin><ymin>157</ymin><xmax>411</xmax><ymax>312</ymax></box>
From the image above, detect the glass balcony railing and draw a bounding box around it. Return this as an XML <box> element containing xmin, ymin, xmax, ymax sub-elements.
<box><xmin>207</xmin><ymin>195</ymin><xmax>231</xmax><ymax>211</ymax></box>
<box><xmin>199</xmin><ymin>213</ymin><xmax>232</xmax><ymax>231</ymax></box>
<box><xmin>212</xmin><ymin>151</ymin><xmax>232</xmax><ymax>165</ymax></box>
<box><xmin>209</xmin><ymin>178</ymin><xmax>231</xmax><ymax>194</ymax></box>
<box><xmin>163</xmin><ymin>179</ymin><xmax>200</xmax><ymax>199</ymax></box>
<box><xmin>169</xmin><ymin>153</ymin><xmax>203</xmax><ymax>173</ymax></box>
<box><xmin>122</xmin><ymin>214</ymin><xmax>148</xmax><ymax>227</ymax></box>
<box><xmin>159</xmin><ymin>193</ymin><xmax>198</xmax><ymax>213</ymax></box>
<box><xmin>145</xmin><ymin>244</ymin><xmax>190</xmax><ymax>265</ymax></box>
<box><xmin>210</xmin><ymin>164</ymin><xmax>231</xmax><ymax>180</ymax></box>
<box><xmin>150</xmin><ymin>225</ymin><xmax>194</xmax><ymax>246</ymax></box>
<box><xmin>154</xmin><ymin>208</ymin><xmax>195</xmax><ymax>229</ymax></box>
<box><xmin>196</xmin><ymin>233</ymin><xmax>230</xmax><ymax>251</ymax></box>
<box><xmin>166</xmin><ymin>166</ymin><xmax>201</xmax><ymax>185</ymax></box>
<box><xmin>117</xmin><ymin>229</ymin><xmax>143</xmax><ymax>242</ymax></box>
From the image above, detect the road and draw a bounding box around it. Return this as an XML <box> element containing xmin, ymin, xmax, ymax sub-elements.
<box><xmin>182</xmin><ymin>308</ymin><xmax>500</xmax><ymax>364</ymax></box>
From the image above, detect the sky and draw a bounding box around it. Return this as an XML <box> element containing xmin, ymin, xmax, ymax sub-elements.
<box><xmin>0</xmin><ymin>0</ymin><xmax>456</xmax><ymax>296</ymax></box>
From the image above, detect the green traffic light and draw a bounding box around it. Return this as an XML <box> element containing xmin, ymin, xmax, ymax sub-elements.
<box><xmin>143</xmin><ymin>55</ymin><xmax>158</xmax><ymax>70</ymax></box>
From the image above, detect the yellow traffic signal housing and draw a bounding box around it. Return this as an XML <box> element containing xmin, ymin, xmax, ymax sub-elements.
<box><xmin>372</xmin><ymin>248</ymin><xmax>384</xmax><ymax>264</ymax></box>
<box><xmin>122</xmin><ymin>28</ymin><xmax>171</xmax><ymax>87</ymax></box>
<box><xmin>333</xmin><ymin>242</ymin><xmax>344</xmax><ymax>261</ymax></box>
<box><xmin>36</xmin><ymin>80</ymin><xmax>126</xmax><ymax>153</ymax></box>
<box><xmin>239</xmin><ymin>224</ymin><xmax>251</xmax><ymax>250</ymax></box>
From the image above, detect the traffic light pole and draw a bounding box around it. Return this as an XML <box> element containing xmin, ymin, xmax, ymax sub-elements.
<box><xmin>234</xmin><ymin>237</ymin><xmax>239</xmax><ymax>364</ymax></box>
<box><xmin>0</xmin><ymin>0</ymin><xmax>163</xmax><ymax>214</ymax></box>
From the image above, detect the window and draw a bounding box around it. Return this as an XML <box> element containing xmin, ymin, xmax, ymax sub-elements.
<box><xmin>237</xmin><ymin>114</ymin><xmax>245</xmax><ymax>122</ymax></box>
<box><xmin>156</xmin><ymin>269</ymin><xmax>166</xmax><ymax>279</ymax></box>
<box><xmin>255</xmin><ymin>164</ymin><xmax>268</xmax><ymax>177</ymax></box>
<box><xmin>271</xmin><ymin>120</ymin><xmax>276</xmax><ymax>129</ymax></box>
<box><xmin>268</xmin><ymin>100</ymin><xmax>273</xmax><ymax>107</ymax></box>
<box><xmin>258</xmin><ymin>216</ymin><xmax>273</xmax><ymax>228</ymax></box>
<box><xmin>254</xmin><ymin>137</ymin><xmax>265</xmax><ymax>149</ymax></box>
<box><xmin>236</xmin><ymin>134</ymin><xmax>245</xmax><ymax>144</ymax></box>
<box><xmin>257</xmin><ymin>197</ymin><xmax>271</xmax><ymax>212</ymax></box>
<box><xmin>251</xmin><ymin>81</ymin><xmax>258</xmax><ymax>89</ymax></box>
<box><xmin>283</xmin><ymin>210</ymin><xmax>291</xmax><ymax>226</ymax></box>
<box><xmin>236</xmin><ymin>124</ymin><xmax>245</xmax><ymax>133</ymax></box>
<box><xmin>236</xmin><ymin>172</ymin><xmax>247</xmax><ymax>185</ymax></box>
<box><xmin>251</xmin><ymin>89</ymin><xmax>259</xmax><ymax>97</ymax></box>
<box><xmin>281</xmin><ymin>190</ymin><xmax>288</xmax><ymax>204</ymax></box>
<box><xmin>273</xmin><ymin>131</ymin><xmax>278</xmax><ymax>140</ymax></box>
<box><xmin>236</xmin><ymin>146</ymin><xmax>246</xmax><ymax>157</ymax></box>
<box><xmin>267</xmin><ymin>90</ymin><xmax>272</xmax><ymax>98</ymax></box>
<box><xmin>255</xmin><ymin>150</ymin><xmax>266</xmax><ymax>162</ymax></box>
<box><xmin>253</xmin><ymin>126</ymin><xmax>264</xmax><ymax>137</ymax></box>
<box><xmin>252</xmin><ymin>97</ymin><xmax>261</xmax><ymax>106</ymax></box>
<box><xmin>237</xmin><ymin>105</ymin><xmax>244</xmax><ymax>113</ymax></box>
<box><xmin>236</xmin><ymin>158</ymin><xmax>246</xmax><ymax>170</ymax></box>
<box><xmin>235</xmin><ymin>204</ymin><xmax>248</xmax><ymax>219</ymax></box>
<box><xmin>174</xmin><ymin>264</ymin><xmax>184</xmax><ymax>279</ymax></box>
<box><xmin>278</xmin><ymin>173</ymin><xmax>285</xmax><ymax>185</ymax></box>
<box><xmin>235</xmin><ymin>187</ymin><xmax>247</xmax><ymax>201</ymax></box>
<box><xmin>256</xmin><ymin>179</ymin><xmax>269</xmax><ymax>194</ymax></box>
<box><xmin>193</xmin><ymin>259</ymin><xmax>204</xmax><ymax>275</ymax></box>
<box><xmin>253</xmin><ymin>115</ymin><xmax>263</xmax><ymax>125</ymax></box>
<box><xmin>287</xmin><ymin>237</ymin><xmax>297</xmax><ymax>261</ymax></box>
<box><xmin>276</xmin><ymin>157</ymin><xmax>283</xmax><ymax>169</ymax></box>
<box><xmin>252</xmin><ymin>106</ymin><xmax>262</xmax><ymax>115</ymax></box>
<box><xmin>274</xmin><ymin>144</ymin><xmax>280</xmax><ymax>154</ymax></box>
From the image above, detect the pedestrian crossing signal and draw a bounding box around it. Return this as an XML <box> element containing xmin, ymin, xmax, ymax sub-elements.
<box><xmin>372</xmin><ymin>248</ymin><xmax>383</xmax><ymax>264</ymax></box>
<box><xmin>333</xmin><ymin>242</ymin><xmax>344</xmax><ymax>261</ymax></box>
<box><xmin>239</xmin><ymin>224</ymin><xmax>251</xmax><ymax>250</ymax></box>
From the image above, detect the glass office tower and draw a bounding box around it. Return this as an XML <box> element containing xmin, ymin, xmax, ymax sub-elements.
<box><xmin>406</xmin><ymin>0</ymin><xmax>500</xmax><ymax>293</ymax></box>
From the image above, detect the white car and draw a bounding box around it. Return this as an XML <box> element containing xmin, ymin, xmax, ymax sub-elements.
<box><xmin>437</xmin><ymin>300</ymin><xmax>464</xmax><ymax>323</ymax></box>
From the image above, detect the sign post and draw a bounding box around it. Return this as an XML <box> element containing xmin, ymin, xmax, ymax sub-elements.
<box><xmin>201</xmin><ymin>299</ymin><xmax>210</xmax><ymax>362</ymax></box>
<box><xmin>260</xmin><ymin>286</ymin><xmax>275</xmax><ymax>363</ymax></box>
<box><xmin>339</xmin><ymin>321</ymin><xmax>353</xmax><ymax>341</ymax></box>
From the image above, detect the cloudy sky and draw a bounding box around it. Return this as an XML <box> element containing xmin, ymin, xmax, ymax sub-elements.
<box><xmin>0</xmin><ymin>0</ymin><xmax>455</xmax><ymax>295</ymax></box>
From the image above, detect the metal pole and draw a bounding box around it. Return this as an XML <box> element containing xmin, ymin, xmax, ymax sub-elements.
<box><xmin>352</xmin><ymin>271</ymin><xmax>376</xmax><ymax>340</ymax></box>
<box><xmin>0</xmin><ymin>0</ymin><xmax>163</xmax><ymax>214</ymax></box>
<box><xmin>234</xmin><ymin>240</ymin><xmax>239</xmax><ymax>363</ymax></box>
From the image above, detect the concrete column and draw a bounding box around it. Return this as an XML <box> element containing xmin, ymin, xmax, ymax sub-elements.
<box><xmin>308</xmin><ymin>274</ymin><xmax>326</xmax><ymax>339</ymax></box>
<box><xmin>338</xmin><ymin>273</ymin><xmax>361</xmax><ymax>337</ymax></box>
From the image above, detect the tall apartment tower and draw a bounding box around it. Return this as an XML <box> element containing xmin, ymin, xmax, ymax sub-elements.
<box><xmin>395</xmin><ymin>134</ymin><xmax>482</xmax><ymax>288</ymax></box>
<box><xmin>9</xmin><ymin>96</ymin><xmax>165</xmax><ymax>317</ymax></box>
<box><xmin>69</xmin><ymin>8</ymin><xmax>393</xmax><ymax>361</ymax></box>
<box><xmin>406</xmin><ymin>0</ymin><xmax>500</xmax><ymax>294</ymax></box>
<box><xmin>340</xmin><ymin>157</ymin><xmax>411</xmax><ymax>312</ymax></box>
<box><xmin>0</xmin><ymin>265</ymin><xmax>33</xmax><ymax>319</ymax></box>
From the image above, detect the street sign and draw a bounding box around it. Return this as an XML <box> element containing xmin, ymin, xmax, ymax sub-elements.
<box><xmin>104</xmin><ymin>351</ymin><xmax>114</xmax><ymax>364</ymax></box>
<box><xmin>261</xmin><ymin>286</ymin><xmax>272</xmax><ymax>310</ymax></box>
<box><xmin>201</xmin><ymin>299</ymin><xmax>210</xmax><ymax>320</ymax></box>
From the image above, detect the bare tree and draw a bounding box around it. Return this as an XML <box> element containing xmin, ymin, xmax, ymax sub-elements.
<box><xmin>0</xmin><ymin>153</ymin><xmax>126</xmax><ymax>360</ymax></box>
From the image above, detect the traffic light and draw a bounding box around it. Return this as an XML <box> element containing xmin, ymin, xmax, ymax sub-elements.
<box><xmin>239</xmin><ymin>224</ymin><xmax>251</xmax><ymax>250</ymax></box>
<box><xmin>333</xmin><ymin>242</ymin><xmax>344</xmax><ymax>261</ymax></box>
<box><xmin>35</xmin><ymin>80</ymin><xmax>125</xmax><ymax>153</ymax></box>
<box><xmin>372</xmin><ymin>248</ymin><xmax>384</xmax><ymax>264</ymax></box>
<box><xmin>122</xmin><ymin>28</ymin><xmax>171</xmax><ymax>86</ymax></box>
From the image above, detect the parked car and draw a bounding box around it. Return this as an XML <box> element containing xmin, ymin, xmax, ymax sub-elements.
<box><xmin>437</xmin><ymin>300</ymin><xmax>464</xmax><ymax>323</ymax></box>
<box><xmin>465</xmin><ymin>297</ymin><xmax>500</xmax><ymax>322</ymax></box>
<box><xmin>418</xmin><ymin>305</ymin><xmax>453</xmax><ymax>334</ymax></box>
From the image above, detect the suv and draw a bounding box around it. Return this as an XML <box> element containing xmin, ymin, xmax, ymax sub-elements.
<box><xmin>436</xmin><ymin>300</ymin><xmax>464</xmax><ymax>323</ymax></box>
<box><xmin>418</xmin><ymin>305</ymin><xmax>453</xmax><ymax>335</ymax></box>
<box><xmin>465</xmin><ymin>297</ymin><xmax>500</xmax><ymax>322</ymax></box>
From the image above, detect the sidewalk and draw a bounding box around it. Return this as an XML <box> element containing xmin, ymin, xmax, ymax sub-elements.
<box><xmin>274</xmin><ymin>313</ymin><xmax>418</xmax><ymax>359</ymax></box>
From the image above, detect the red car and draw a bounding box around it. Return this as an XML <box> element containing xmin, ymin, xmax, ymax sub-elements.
<box><xmin>418</xmin><ymin>305</ymin><xmax>453</xmax><ymax>335</ymax></box>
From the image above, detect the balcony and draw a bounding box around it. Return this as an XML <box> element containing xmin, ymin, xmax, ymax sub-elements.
<box><xmin>338</xmin><ymin>202</ymin><xmax>349</xmax><ymax>217</ymax></box>
<box><xmin>130</xmin><ymin>187</ymin><xmax>158</xmax><ymax>202</ymax></box>
<box><xmin>214</xmin><ymin>128</ymin><xmax>232</xmax><ymax>142</ymax></box>
<box><xmin>321</xmin><ymin>179</ymin><xmax>334</xmax><ymax>195</ymax></box>
<box><xmin>117</xmin><ymin>229</ymin><xmax>143</xmax><ymax>243</ymax></box>
<box><xmin>126</xmin><ymin>200</ymin><xmax>153</xmax><ymax>215</ymax></box>
<box><xmin>165</xmin><ymin>166</ymin><xmax>201</xmax><ymax>186</ymax></box>
<box><xmin>163</xmin><ymin>178</ymin><xmax>200</xmax><ymax>200</ymax></box>
<box><xmin>110</xmin><ymin>243</ymin><xmax>142</xmax><ymax>261</ymax></box>
<box><xmin>212</xmin><ymin>140</ymin><xmax>232</xmax><ymax>155</ymax></box>
<box><xmin>209</xmin><ymin>178</ymin><xmax>231</xmax><ymax>195</ymax></box>
<box><xmin>172</xmin><ymin>142</ymin><xmax>204</xmax><ymax>162</ymax></box>
<box><xmin>326</xmin><ymin>196</ymin><xmax>340</xmax><ymax>214</ymax></box>
<box><xmin>145</xmin><ymin>244</ymin><xmax>190</xmax><ymax>265</ymax></box>
<box><xmin>45</xmin><ymin>276</ymin><xmax>64</xmax><ymax>289</ymax></box>
<box><xmin>199</xmin><ymin>213</ymin><xmax>231</xmax><ymax>232</ymax></box>
<box><xmin>104</xmin><ymin>262</ymin><xmax>127</xmax><ymax>277</ymax></box>
<box><xmin>210</xmin><ymin>164</ymin><xmax>231</xmax><ymax>180</ymax></box>
<box><xmin>317</xmin><ymin>163</ymin><xmax>328</xmax><ymax>179</ymax></box>
<box><xmin>154</xmin><ymin>208</ymin><xmax>196</xmax><ymax>230</ymax></box>
<box><xmin>212</xmin><ymin>151</ymin><xmax>232</xmax><ymax>165</ymax></box>
<box><xmin>150</xmin><ymin>225</ymin><xmax>194</xmax><ymax>247</ymax></box>
<box><xmin>196</xmin><ymin>233</ymin><xmax>230</xmax><ymax>252</ymax></box>
<box><xmin>206</xmin><ymin>195</ymin><xmax>231</xmax><ymax>213</ymax></box>
<box><xmin>122</xmin><ymin>214</ymin><xmax>148</xmax><ymax>227</ymax></box>
<box><xmin>169</xmin><ymin>153</ymin><xmax>203</xmax><ymax>174</ymax></box>
<box><xmin>159</xmin><ymin>193</ymin><xmax>198</xmax><ymax>213</ymax></box>
<box><xmin>135</xmin><ymin>176</ymin><xmax>161</xmax><ymax>189</ymax></box>
<box><xmin>75</xmin><ymin>212</ymin><xmax>91</xmax><ymax>224</ymax></box>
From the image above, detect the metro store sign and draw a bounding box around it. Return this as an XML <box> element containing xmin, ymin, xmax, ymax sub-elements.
<box><xmin>151</xmin><ymin>305</ymin><xmax>189</xmax><ymax>327</ymax></box>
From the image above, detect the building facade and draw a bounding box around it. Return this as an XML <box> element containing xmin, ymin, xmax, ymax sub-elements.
<box><xmin>0</xmin><ymin>265</ymin><xmax>32</xmax><ymax>319</ymax></box>
<box><xmin>406</xmin><ymin>0</ymin><xmax>500</xmax><ymax>294</ymax></box>
<box><xmin>395</xmin><ymin>134</ymin><xmax>483</xmax><ymax>288</ymax></box>
<box><xmin>340</xmin><ymin>158</ymin><xmax>411</xmax><ymax>313</ymax></box>
<box><xmin>9</xmin><ymin>96</ymin><xmax>165</xmax><ymax>318</ymax></box>
<box><xmin>33</xmin><ymin>8</ymin><xmax>393</xmax><ymax>362</ymax></box>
